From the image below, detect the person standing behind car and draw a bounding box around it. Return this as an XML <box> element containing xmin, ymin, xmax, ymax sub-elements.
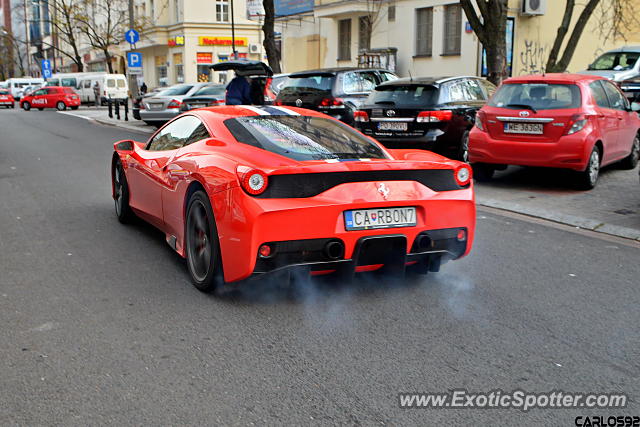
<box><xmin>226</xmin><ymin>72</ymin><xmax>251</xmax><ymax>105</ymax></box>
<box><xmin>93</xmin><ymin>81</ymin><xmax>101</xmax><ymax>107</ymax></box>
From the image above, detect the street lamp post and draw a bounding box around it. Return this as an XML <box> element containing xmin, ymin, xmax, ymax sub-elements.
<box><xmin>230</xmin><ymin>0</ymin><xmax>237</xmax><ymax>58</ymax></box>
<box><xmin>22</xmin><ymin>0</ymin><xmax>31</xmax><ymax>76</ymax></box>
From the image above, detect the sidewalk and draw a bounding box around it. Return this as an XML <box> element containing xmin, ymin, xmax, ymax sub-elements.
<box><xmin>475</xmin><ymin>165</ymin><xmax>640</xmax><ymax>241</ymax></box>
<box><xmin>58</xmin><ymin>106</ymin><xmax>155</xmax><ymax>134</ymax></box>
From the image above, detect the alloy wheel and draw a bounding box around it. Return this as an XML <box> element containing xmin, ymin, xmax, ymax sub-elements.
<box><xmin>187</xmin><ymin>200</ymin><xmax>213</xmax><ymax>282</ymax></box>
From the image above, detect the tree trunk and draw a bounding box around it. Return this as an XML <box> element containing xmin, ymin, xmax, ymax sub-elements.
<box><xmin>262</xmin><ymin>0</ymin><xmax>282</xmax><ymax>74</ymax></box>
<box><xmin>104</xmin><ymin>49</ymin><xmax>114</xmax><ymax>73</ymax></box>
<box><xmin>484</xmin><ymin>39</ymin><xmax>507</xmax><ymax>86</ymax></box>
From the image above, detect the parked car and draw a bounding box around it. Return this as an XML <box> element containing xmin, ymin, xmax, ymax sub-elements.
<box><xmin>355</xmin><ymin>76</ymin><xmax>496</xmax><ymax>160</ymax></box>
<box><xmin>133</xmin><ymin>86</ymin><xmax>167</xmax><ymax>120</ymax></box>
<box><xmin>111</xmin><ymin>105</ymin><xmax>474</xmax><ymax>291</ymax></box>
<box><xmin>180</xmin><ymin>84</ymin><xmax>226</xmax><ymax>111</ymax></box>
<box><xmin>19</xmin><ymin>83</ymin><xmax>44</xmax><ymax>99</ymax></box>
<box><xmin>274</xmin><ymin>68</ymin><xmax>397</xmax><ymax>125</ymax></box>
<box><xmin>20</xmin><ymin>86</ymin><xmax>81</xmax><ymax>111</ymax></box>
<box><xmin>580</xmin><ymin>46</ymin><xmax>640</xmax><ymax>100</ymax></box>
<box><xmin>266</xmin><ymin>73</ymin><xmax>290</xmax><ymax>103</ymax></box>
<box><xmin>139</xmin><ymin>83</ymin><xmax>209</xmax><ymax>126</ymax></box>
<box><xmin>0</xmin><ymin>89</ymin><xmax>15</xmax><ymax>108</ymax></box>
<box><xmin>468</xmin><ymin>73</ymin><xmax>640</xmax><ymax>189</ymax></box>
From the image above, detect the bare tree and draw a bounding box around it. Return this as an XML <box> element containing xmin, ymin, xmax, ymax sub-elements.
<box><xmin>545</xmin><ymin>0</ymin><xmax>600</xmax><ymax>72</ymax></box>
<box><xmin>39</xmin><ymin>0</ymin><xmax>85</xmax><ymax>72</ymax></box>
<box><xmin>262</xmin><ymin>0</ymin><xmax>281</xmax><ymax>73</ymax></box>
<box><xmin>75</xmin><ymin>0</ymin><xmax>129</xmax><ymax>73</ymax></box>
<box><xmin>358</xmin><ymin>0</ymin><xmax>384</xmax><ymax>53</ymax></box>
<box><xmin>460</xmin><ymin>0</ymin><xmax>508</xmax><ymax>85</ymax></box>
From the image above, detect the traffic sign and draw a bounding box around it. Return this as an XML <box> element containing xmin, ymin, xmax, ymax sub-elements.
<box><xmin>127</xmin><ymin>52</ymin><xmax>142</xmax><ymax>68</ymax></box>
<box><xmin>125</xmin><ymin>29</ymin><xmax>140</xmax><ymax>45</ymax></box>
<box><xmin>41</xmin><ymin>59</ymin><xmax>52</xmax><ymax>79</ymax></box>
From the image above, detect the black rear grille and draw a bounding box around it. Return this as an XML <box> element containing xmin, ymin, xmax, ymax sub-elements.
<box><xmin>257</xmin><ymin>169</ymin><xmax>465</xmax><ymax>198</ymax></box>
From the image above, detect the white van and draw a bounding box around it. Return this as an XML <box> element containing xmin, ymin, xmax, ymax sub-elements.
<box><xmin>99</xmin><ymin>74</ymin><xmax>129</xmax><ymax>103</ymax></box>
<box><xmin>76</xmin><ymin>74</ymin><xmax>107</xmax><ymax>104</ymax></box>
<box><xmin>7</xmin><ymin>77</ymin><xmax>45</xmax><ymax>100</ymax></box>
<box><xmin>47</xmin><ymin>72</ymin><xmax>105</xmax><ymax>90</ymax></box>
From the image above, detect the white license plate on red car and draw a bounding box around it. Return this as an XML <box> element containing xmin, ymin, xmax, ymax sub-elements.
<box><xmin>378</xmin><ymin>122</ymin><xmax>408</xmax><ymax>131</ymax></box>
<box><xmin>504</xmin><ymin>122</ymin><xmax>543</xmax><ymax>134</ymax></box>
<box><xmin>344</xmin><ymin>207</ymin><xmax>416</xmax><ymax>231</ymax></box>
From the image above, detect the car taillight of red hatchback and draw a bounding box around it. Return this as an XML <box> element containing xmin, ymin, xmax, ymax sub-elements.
<box><xmin>468</xmin><ymin>73</ymin><xmax>640</xmax><ymax>189</ymax></box>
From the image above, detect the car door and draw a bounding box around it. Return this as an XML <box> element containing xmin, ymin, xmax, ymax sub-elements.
<box><xmin>601</xmin><ymin>80</ymin><xmax>629</xmax><ymax>160</ymax></box>
<box><xmin>126</xmin><ymin>116</ymin><xmax>202</xmax><ymax>226</ymax></box>
<box><xmin>603</xmin><ymin>80</ymin><xmax>636</xmax><ymax>159</ymax></box>
<box><xmin>30</xmin><ymin>89</ymin><xmax>47</xmax><ymax>107</ymax></box>
<box><xmin>588</xmin><ymin>80</ymin><xmax>619</xmax><ymax>164</ymax></box>
<box><xmin>46</xmin><ymin>88</ymin><xmax>60</xmax><ymax>108</ymax></box>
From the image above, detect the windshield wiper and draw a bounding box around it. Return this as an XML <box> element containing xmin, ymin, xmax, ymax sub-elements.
<box><xmin>506</xmin><ymin>103</ymin><xmax>537</xmax><ymax>114</ymax></box>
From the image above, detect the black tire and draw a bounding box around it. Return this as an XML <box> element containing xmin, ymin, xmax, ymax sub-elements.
<box><xmin>575</xmin><ymin>146</ymin><xmax>601</xmax><ymax>190</ymax></box>
<box><xmin>56</xmin><ymin>101</ymin><xmax>66</xmax><ymax>111</ymax></box>
<box><xmin>458</xmin><ymin>130</ymin><xmax>470</xmax><ymax>162</ymax></box>
<box><xmin>472</xmin><ymin>163</ymin><xmax>495</xmax><ymax>181</ymax></box>
<box><xmin>185</xmin><ymin>190</ymin><xmax>223</xmax><ymax>293</ymax></box>
<box><xmin>22</xmin><ymin>102</ymin><xmax>31</xmax><ymax>111</ymax></box>
<box><xmin>70</xmin><ymin>106</ymin><xmax>79</xmax><ymax>110</ymax></box>
<box><xmin>619</xmin><ymin>135</ymin><xmax>639</xmax><ymax>169</ymax></box>
<box><xmin>112</xmin><ymin>159</ymin><xmax>134</xmax><ymax>223</ymax></box>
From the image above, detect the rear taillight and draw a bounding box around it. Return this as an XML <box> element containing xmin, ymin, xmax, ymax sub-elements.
<box><xmin>564</xmin><ymin>114</ymin><xmax>588</xmax><ymax>135</ymax></box>
<box><xmin>320</xmin><ymin>97</ymin><xmax>344</xmax><ymax>108</ymax></box>
<box><xmin>237</xmin><ymin>167</ymin><xmax>269</xmax><ymax>195</ymax></box>
<box><xmin>139</xmin><ymin>102</ymin><xmax>146</xmax><ymax>110</ymax></box>
<box><xmin>416</xmin><ymin>110</ymin><xmax>453</xmax><ymax>123</ymax></box>
<box><xmin>454</xmin><ymin>164</ymin><xmax>472</xmax><ymax>186</ymax></box>
<box><xmin>167</xmin><ymin>99</ymin><xmax>182</xmax><ymax>109</ymax></box>
<box><xmin>354</xmin><ymin>111</ymin><xmax>369</xmax><ymax>122</ymax></box>
<box><xmin>474</xmin><ymin>111</ymin><xmax>486</xmax><ymax>131</ymax></box>
<box><xmin>274</xmin><ymin>99</ymin><xmax>283</xmax><ymax>106</ymax></box>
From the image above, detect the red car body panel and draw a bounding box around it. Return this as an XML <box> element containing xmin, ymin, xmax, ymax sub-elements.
<box><xmin>113</xmin><ymin>106</ymin><xmax>476</xmax><ymax>284</ymax></box>
<box><xmin>469</xmin><ymin>73</ymin><xmax>640</xmax><ymax>170</ymax></box>
<box><xmin>20</xmin><ymin>86</ymin><xmax>81</xmax><ymax>109</ymax></box>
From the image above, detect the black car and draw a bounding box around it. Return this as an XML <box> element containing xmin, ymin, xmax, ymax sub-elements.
<box><xmin>354</xmin><ymin>76</ymin><xmax>496</xmax><ymax>160</ymax></box>
<box><xmin>180</xmin><ymin>84</ymin><xmax>227</xmax><ymax>111</ymax></box>
<box><xmin>274</xmin><ymin>68</ymin><xmax>398</xmax><ymax>125</ymax></box>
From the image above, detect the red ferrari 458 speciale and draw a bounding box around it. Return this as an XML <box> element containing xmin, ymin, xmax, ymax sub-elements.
<box><xmin>111</xmin><ymin>106</ymin><xmax>476</xmax><ymax>292</ymax></box>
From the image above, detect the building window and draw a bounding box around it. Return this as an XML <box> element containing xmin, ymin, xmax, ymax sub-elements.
<box><xmin>388</xmin><ymin>5</ymin><xmax>395</xmax><ymax>22</ymax></box>
<box><xmin>155</xmin><ymin>55</ymin><xmax>168</xmax><ymax>86</ymax></box>
<box><xmin>149</xmin><ymin>0</ymin><xmax>155</xmax><ymax>22</ymax></box>
<box><xmin>443</xmin><ymin>3</ymin><xmax>462</xmax><ymax>55</ymax></box>
<box><xmin>358</xmin><ymin>16</ymin><xmax>371</xmax><ymax>52</ymax></box>
<box><xmin>216</xmin><ymin>0</ymin><xmax>229</xmax><ymax>22</ymax></box>
<box><xmin>415</xmin><ymin>7</ymin><xmax>432</xmax><ymax>56</ymax></box>
<box><xmin>173</xmin><ymin>53</ymin><xmax>184</xmax><ymax>83</ymax></box>
<box><xmin>338</xmin><ymin>19</ymin><xmax>351</xmax><ymax>60</ymax></box>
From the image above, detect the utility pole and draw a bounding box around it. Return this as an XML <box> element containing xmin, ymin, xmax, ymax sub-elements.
<box><xmin>230</xmin><ymin>0</ymin><xmax>236</xmax><ymax>58</ymax></box>
<box><xmin>127</xmin><ymin>0</ymin><xmax>139</xmax><ymax>100</ymax></box>
<box><xmin>51</xmin><ymin>0</ymin><xmax>57</xmax><ymax>71</ymax></box>
<box><xmin>23</xmin><ymin>0</ymin><xmax>31</xmax><ymax>76</ymax></box>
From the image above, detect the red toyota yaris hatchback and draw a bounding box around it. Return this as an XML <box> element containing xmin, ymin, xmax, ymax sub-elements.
<box><xmin>20</xmin><ymin>86</ymin><xmax>81</xmax><ymax>111</ymax></box>
<box><xmin>468</xmin><ymin>74</ymin><xmax>640</xmax><ymax>189</ymax></box>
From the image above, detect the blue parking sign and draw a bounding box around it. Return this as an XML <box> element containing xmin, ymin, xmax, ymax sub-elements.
<box><xmin>127</xmin><ymin>52</ymin><xmax>142</xmax><ymax>68</ymax></box>
<box><xmin>41</xmin><ymin>59</ymin><xmax>52</xmax><ymax>78</ymax></box>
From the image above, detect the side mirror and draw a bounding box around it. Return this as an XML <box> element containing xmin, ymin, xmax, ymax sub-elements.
<box><xmin>114</xmin><ymin>139</ymin><xmax>144</xmax><ymax>152</ymax></box>
<box><xmin>631</xmin><ymin>102</ymin><xmax>640</xmax><ymax>112</ymax></box>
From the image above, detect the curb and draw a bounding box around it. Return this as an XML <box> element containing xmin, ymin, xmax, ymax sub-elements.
<box><xmin>477</xmin><ymin>196</ymin><xmax>640</xmax><ymax>242</ymax></box>
<box><xmin>93</xmin><ymin>118</ymin><xmax>154</xmax><ymax>134</ymax></box>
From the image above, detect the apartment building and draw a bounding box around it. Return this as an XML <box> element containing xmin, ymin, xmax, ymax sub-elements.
<box><xmin>127</xmin><ymin>0</ymin><xmax>265</xmax><ymax>87</ymax></box>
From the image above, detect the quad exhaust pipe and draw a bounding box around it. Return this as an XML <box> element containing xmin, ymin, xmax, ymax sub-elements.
<box><xmin>324</xmin><ymin>240</ymin><xmax>345</xmax><ymax>260</ymax></box>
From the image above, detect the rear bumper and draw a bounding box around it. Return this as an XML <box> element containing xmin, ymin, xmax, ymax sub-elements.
<box><xmin>468</xmin><ymin>128</ymin><xmax>592</xmax><ymax>170</ymax></box>
<box><xmin>217</xmin><ymin>182</ymin><xmax>475</xmax><ymax>283</ymax></box>
<box><xmin>246</xmin><ymin>228</ymin><xmax>467</xmax><ymax>282</ymax></box>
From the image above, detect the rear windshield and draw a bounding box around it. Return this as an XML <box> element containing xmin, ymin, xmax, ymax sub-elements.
<box><xmin>368</xmin><ymin>85</ymin><xmax>439</xmax><ymax>107</ymax></box>
<box><xmin>489</xmin><ymin>83</ymin><xmax>581</xmax><ymax>110</ymax></box>
<box><xmin>224</xmin><ymin>116</ymin><xmax>389</xmax><ymax>161</ymax></box>
<box><xmin>193</xmin><ymin>85</ymin><xmax>226</xmax><ymax>96</ymax></box>
<box><xmin>589</xmin><ymin>52</ymin><xmax>640</xmax><ymax>71</ymax></box>
<box><xmin>282</xmin><ymin>75</ymin><xmax>334</xmax><ymax>91</ymax></box>
<box><xmin>157</xmin><ymin>84</ymin><xmax>194</xmax><ymax>96</ymax></box>
<box><xmin>117</xmin><ymin>79</ymin><xmax>126</xmax><ymax>88</ymax></box>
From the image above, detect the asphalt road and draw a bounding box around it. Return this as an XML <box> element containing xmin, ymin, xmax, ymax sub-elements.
<box><xmin>1</xmin><ymin>110</ymin><xmax>639</xmax><ymax>426</ymax></box>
